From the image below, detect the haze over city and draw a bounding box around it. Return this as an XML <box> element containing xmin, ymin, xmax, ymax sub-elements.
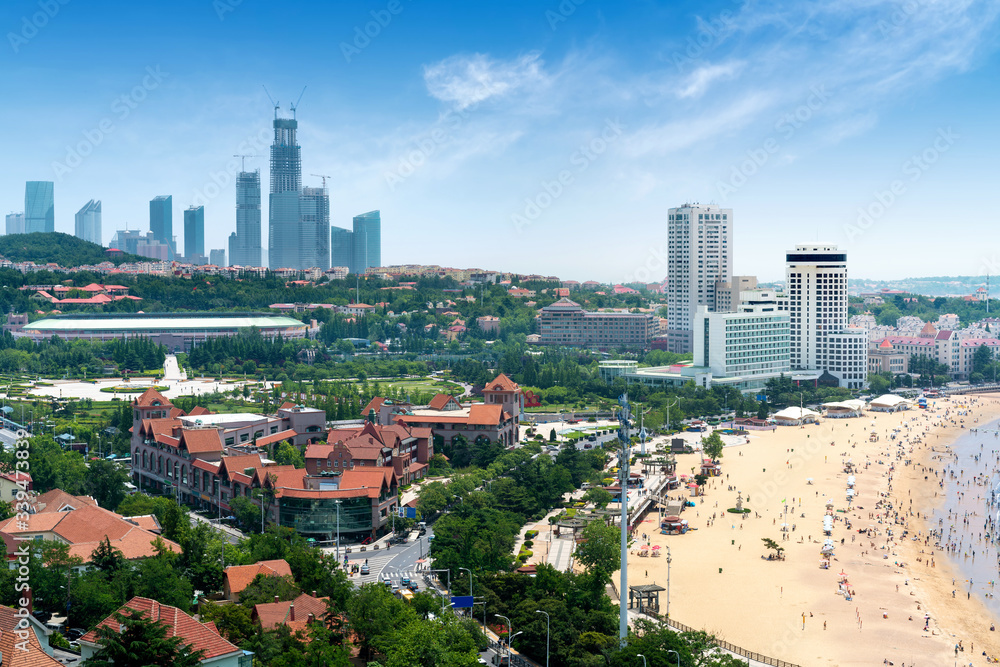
<box><xmin>2</xmin><ymin>0</ymin><xmax>999</xmax><ymax>281</ymax></box>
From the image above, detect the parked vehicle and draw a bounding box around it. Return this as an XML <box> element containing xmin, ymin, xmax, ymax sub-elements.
<box><xmin>360</xmin><ymin>564</ymin><xmax>370</xmax><ymax>575</ymax></box>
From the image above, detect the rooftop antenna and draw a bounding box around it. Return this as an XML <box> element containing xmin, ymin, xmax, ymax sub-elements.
<box><xmin>290</xmin><ymin>86</ymin><xmax>307</xmax><ymax>119</ymax></box>
<box><xmin>262</xmin><ymin>85</ymin><xmax>279</xmax><ymax>119</ymax></box>
<box><xmin>310</xmin><ymin>173</ymin><xmax>331</xmax><ymax>189</ymax></box>
<box><xmin>234</xmin><ymin>154</ymin><xmax>256</xmax><ymax>172</ymax></box>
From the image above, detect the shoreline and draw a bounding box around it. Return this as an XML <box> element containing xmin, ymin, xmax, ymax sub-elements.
<box><xmin>618</xmin><ymin>395</ymin><xmax>1000</xmax><ymax>666</ymax></box>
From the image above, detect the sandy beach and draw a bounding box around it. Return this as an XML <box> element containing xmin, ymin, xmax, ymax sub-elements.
<box><xmin>619</xmin><ymin>395</ymin><xmax>1000</xmax><ymax>667</ymax></box>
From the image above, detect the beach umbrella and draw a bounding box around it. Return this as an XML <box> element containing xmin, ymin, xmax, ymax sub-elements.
<box><xmin>651</xmin><ymin>545</ymin><xmax>661</xmax><ymax>550</ymax></box>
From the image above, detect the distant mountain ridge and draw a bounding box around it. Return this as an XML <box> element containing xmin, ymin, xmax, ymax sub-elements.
<box><xmin>0</xmin><ymin>232</ymin><xmax>144</xmax><ymax>267</ymax></box>
<box><xmin>850</xmin><ymin>276</ymin><xmax>991</xmax><ymax>298</ymax></box>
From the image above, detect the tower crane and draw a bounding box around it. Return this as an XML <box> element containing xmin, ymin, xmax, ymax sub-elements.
<box><xmin>311</xmin><ymin>174</ymin><xmax>331</xmax><ymax>189</ymax></box>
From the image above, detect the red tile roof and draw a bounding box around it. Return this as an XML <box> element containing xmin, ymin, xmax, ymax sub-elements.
<box><xmin>181</xmin><ymin>429</ymin><xmax>223</xmax><ymax>455</ymax></box>
<box><xmin>485</xmin><ymin>373</ymin><xmax>519</xmax><ymax>392</ymax></box>
<box><xmin>31</xmin><ymin>489</ymin><xmax>96</xmax><ymax>513</ymax></box>
<box><xmin>133</xmin><ymin>387</ymin><xmax>172</xmax><ymax>408</ymax></box>
<box><xmin>80</xmin><ymin>597</ymin><xmax>241</xmax><ymax>661</ymax></box>
<box><xmin>188</xmin><ymin>406</ymin><xmax>212</xmax><ymax>416</ymax></box>
<box><xmin>0</xmin><ymin>604</ymin><xmax>63</xmax><ymax>667</ymax></box>
<box><xmin>252</xmin><ymin>429</ymin><xmax>298</xmax><ymax>448</ymax></box>
<box><xmin>253</xmin><ymin>592</ymin><xmax>329</xmax><ymax>632</ymax></box>
<box><xmin>224</xmin><ymin>559</ymin><xmax>293</xmax><ymax>598</ymax></box>
<box><xmin>361</xmin><ymin>397</ymin><xmax>385</xmax><ymax>416</ymax></box>
<box><xmin>428</xmin><ymin>394</ymin><xmax>459</xmax><ymax>410</ymax></box>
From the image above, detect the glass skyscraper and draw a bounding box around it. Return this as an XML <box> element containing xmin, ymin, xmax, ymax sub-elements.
<box><xmin>24</xmin><ymin>181</ymin><xmax>54</xmax><ymax>234</ymax></box>
<box><xmin>330</xmin><ymin>226</ymin><xmax>353</xmax><ymax>272</ymax></box>
<box><xmin>183</xmin><ymin>205</ymin><xmax>205</xmax><ymax>258</ymax></box>
<box><xmin>301</xmin><ymin>186</ymin><xmax>330</xmax><ymax>270</ymax></box>
<box><xmin>230</xmin><ymin>170</ymin><xmax>261</xmax><ymax>267</ymax></box>
<box><xmin>351</xmin><ymin>210</ymin><xmax>381</xmax><ymax>275</ymax></box>
<box><xmin>5</xmin><ymin>212</ymin><xmax>25</xmax><ymax>235</ymax></box>
<box><xmin>149</xmin><ymin>195</ymin><xmax>173</xmax><ymax>257</ymax></box>
<box><xmin>268</xmin><ymin>116</ymin><xmax>302</xmax><ymax>270</ymax></box>
<box><xmin>74</xmin><ymin>200</ymin><xmax>102</xmax><ymax>245</ymax></box>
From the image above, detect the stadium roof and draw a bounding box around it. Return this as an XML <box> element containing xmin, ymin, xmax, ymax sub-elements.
<box><xmin>23</xmin><ymin>313</ymin><xmax>306</xmax><ymax>333</ymax></box>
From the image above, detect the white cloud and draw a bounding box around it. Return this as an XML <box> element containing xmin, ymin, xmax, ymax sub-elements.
<box><xmin>423</xmin><ymin>52</ymin><xmax>549</xmax><ymax>110</ymax></box>
<box><xmin>676</xmin><ymin>61</ymin><xmax>745</xmax><ymax>99</ymax></box>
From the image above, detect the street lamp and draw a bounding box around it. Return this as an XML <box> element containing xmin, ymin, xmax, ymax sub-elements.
<box><xmin>495</xmin><ymin>614</ymin><xmax>512</xmax><ymax>658</ymax></box>
<box><xmin>666</xmin><ymin>545</ymin><xmax>672</xmax><ymax>620</ymax></box>
<box><xmin>666</xmin><ymin>649</ymin><xmax>681</xmax><ymax>667</ymax></box>
<box><xmin>431</xmin><ymin>568</ymin><xmax>451</xmax><ymax>612</ymax></box>
<box><xmin>637</xmin><ymin>654</ymin><xmax>647</xmax><ymax>667</ymax></box>
<box><xmin>508</xmin><ymin>631</ymin><xmax>523</xmax><ymax>659</ymax></box>
<box><xmin>536</xmin><ymin>610</ymin><xmax>549</xmax><ymax>667</ymax></box>
<box><xmin>459</xmin><ymin>567</ymin><xmax>473</xmax><ymax>597</ymax></box>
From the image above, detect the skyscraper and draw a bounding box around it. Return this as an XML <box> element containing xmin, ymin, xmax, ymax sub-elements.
<box><xmin>209</xmin><ymin>249</ymin><xmax>226</xmax><ymax>267</ymax></box>
<box><xmin>301</xmin><ymin>186</ymin><xmax>330</xmax><ymax>270</ymax></box>
<box><xmin>351</xmin><ymin>210</ymin><xmax>381</xmax><ymax>275</ymax></box>
<box><xmin>74</xmin><ymin>200</ymin><xmax>102</xmax><ymax>245</ymax></box>
<box><xmin>183</xmin><ymin>205</ymin><xmax>205</xmax><ymax>259</ymax></box>
<box><xmin>24</xmin><ymin>181</ymin><xmax>54</xmax><ymax>234</ymax></box>
<box><xmin>149</xmin><ymin>195</ymin><xmax>173</xmax><ymax>256</ymax></box>
<box><xmin>268</xmin><ymin>115</ymin><xmax>302</xmax><ymax>270</ymax></box>
<box><xmin>331</xmin><ymin>226</ymin><xmax>353</xmax><ymax>272</ymax></box>
<box><xmin>665</xmin><ymin>203</ymin><xmax>733</xmax><ymax>354</ymax></box>
<box><xmin>5</xmin><ymin>212</ymin><xmax>25</xmax><ymax>235</ymax></box>
<box><xmin>784</xmin><ymin>243</ymin><xmax>867</xmax><ymax>389</ymax></box>
<box><xmin>230</xmin><ymin>170</ymin><xmax>261</xmax><ymax>267</ymax></box>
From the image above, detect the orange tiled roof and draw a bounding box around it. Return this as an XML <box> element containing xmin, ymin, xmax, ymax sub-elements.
<box><xmin>80</xmin><ymin>597</ymin><xmax>240</xmax><ymax>661</ymax></box>
<box><xmin>252</xmin><ymin>429</ymin><xmax>298</xmax><ymax>448</ymax></box>
<box><xmin>428</xmin><ymin>394</ymin><xmax>458</xmax><ymax>410</ymax></box>
<box><xmin>485</xmin><ymin>373</ymin><xmax>519</xmax><ymax>392</ymax></box>
<box><xmin>253</xmin><ymin>592</ymin><xmax>329</xmax><ymax>632</ymax></box>
<box><xmin>133</xmin><ymin>387</ymin><xmax>172</xmax><ymax>408</ymax></box>
<box><xmin>224</xmin><ymin>559</ymin><xmax>293</xmax><ymax>597</ymax></box>
<box><xmin>181</xmin><ymin>429</ymin><xmax>223</xmax><ymax>454</ymax></box>
<box><xmin>31</xmin><ymin>489</ymin><xmax>97</xmax><ymax>513</ymax></box>
<box><xmin>361</xmin><ymin>397</ymin><xmax>384</xmax><ymax>416</ymax></box>
<box><xmin>0</xmin><ymin>604</ymin><xmax>63</xmax><ymax>666</ymax></box>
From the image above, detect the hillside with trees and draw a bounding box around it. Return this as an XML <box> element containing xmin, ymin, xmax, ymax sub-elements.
<box><xmin>0</xmin><ymin>232</ymin><xmax>144</xmax><ymax>267</ymax></box>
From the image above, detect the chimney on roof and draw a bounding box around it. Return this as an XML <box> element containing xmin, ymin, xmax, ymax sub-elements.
<box><xmin>289</xmin><ymin>603</ymin><xmax>295</xmax><ymax>621</ymax></box>
<box><xmin>312</xmin><ymin>590</ymin><xmax>317</xmax><ymax>597</ymax></box>
<box><xmin>274</xmin><ymin>595</ymin><xmax>279</xmax><ymax>603</ymax></box>
<box><xmin>307</xmin><ymin>613</ymin><xmax>315</xmax><ymax>623</ymax></box>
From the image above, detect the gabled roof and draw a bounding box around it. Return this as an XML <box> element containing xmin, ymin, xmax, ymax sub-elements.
<box><xmin>31</xmin><ymin>489</ymin><xmax>97</xmax><ymax>513</ymax></box>
<box><xmin>252</xmin><ymin>429</ymin><xmax>299</xmax><ymax>448</ymax></box>
<box><xmin>80</xmin><ymin>597</ymin><xmax>240</xmax><ymax>661</ymax></box>
<box><xmin>467</xmin><ymin>403</ymin><xmax>504</xmax><ymax>425</ymax></box>
<box><xmin>0</xmin><ymin>604</ymin><xmax>63</xmax><ymax>666</ymax></box>
<box><xmin>361</xmin><ymin>397</ymin><xmax>384</xmax><ymax>417</ymax></box>
<box><xmin>224</xmin><ymin>559</ymin><xmax>293</xmax><ymax>596</ymax></box>
<box><xmin>219</xmin><ymin>453</ymin><xmax>265</xmax><ymax>481</ymax></box>
<box><xmin>188</xmin><ymin>406</ymin><xmax>212</xmax><ymax>416</ymax></box>
<box><xmin>484</xmin><ymin>373</ymin><xmax>519</xmax><ymax>392</ymax></box>
<box><xmin>253</xmin><ymin>592</ymin><xmax>329</xmax><ymax>632</ymax></box>
<box><xmin>133</xmin><ymin>387</ymin><xmax>172</xmax><ymax>408</ymax></box>
<box><xmin>428</xmin><ymin>394</ymin><xmax>461</xmax><ymax>410</ymax></box>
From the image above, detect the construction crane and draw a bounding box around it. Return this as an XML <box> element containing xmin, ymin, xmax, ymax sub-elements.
<box><xmin>234</xmin><ymin>154</ymin><xmax>256</xmax><ymax>172</ymax></box>
<box><xmin>290</xmin><ymin>86</ymin><xmax>307</xmax><ymax>118</ymax></box>
<box><xmin>262</xmin><ymin>85</ymin><xmax>279</xmax><ymax>118</ymax></box>
<box><xmin>311</xmin><ymin>174</ymin><xmax>331</xmax><ymax>189</ymax></box>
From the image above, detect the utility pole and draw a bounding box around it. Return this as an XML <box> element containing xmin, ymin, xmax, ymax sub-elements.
<box><xmin>616</xmin><ymin>393</ymin><xmax>632</xmax><ymax>646</ymax></box>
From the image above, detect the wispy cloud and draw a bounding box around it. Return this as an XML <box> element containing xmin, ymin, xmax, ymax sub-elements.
<box><xmin>423</xmin><ymin>52</ymin><xmax>549</xmax><ymax>110</ymax></box>
<box><xmin>676</xmin><ymin>61</ymin><xmax>745</xmax><ymax>99</ymax></box>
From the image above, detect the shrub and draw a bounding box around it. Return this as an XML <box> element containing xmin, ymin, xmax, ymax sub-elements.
<box><xmin>524</xmin><ymin>540</ymin><xmax>534</xmax><ymax>549</ymax></box>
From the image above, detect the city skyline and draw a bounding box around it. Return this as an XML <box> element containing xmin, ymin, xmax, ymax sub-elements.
<box><xmin>2</xmin><ymin>1</ymin><xmax>999</xmax><ymax>281</ymax></box>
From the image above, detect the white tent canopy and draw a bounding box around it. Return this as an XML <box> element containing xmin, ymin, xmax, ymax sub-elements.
<box><xmin>773</xmin><ymin>407</ymin><xmax>821</xmax><ymax>424</ymax></box>
<box><xmin>822</xmin><ymin>399</ymin><xmax>867</xmax><ymax>417</ymax></box>
<box><xmin>870</xmin><ymin>394</ymin><xmax>911</xmax><ymax>412</ymax></box>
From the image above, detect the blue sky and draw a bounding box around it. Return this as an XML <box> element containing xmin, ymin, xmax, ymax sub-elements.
<box><xmin>2</xmin><ymin>0</ymin><xmax>1000</xmax><ymax>283</ymax></box>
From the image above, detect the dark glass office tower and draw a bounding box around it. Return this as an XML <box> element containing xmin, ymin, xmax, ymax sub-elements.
<box><xmin>24</xmin><ymin>181</ymin><xmax>54</xmax><ymax>233</ymax></box>
<box><xmin>184</xmin><ymin>205</ymin><xmax>205</xmax><ymax>258</ymax></box>
<box><xmin>301</xmin><ymin>186</ymin><xmax>330</xmax><ymax>270</ymax></box>
<box><xmin>351</xmin><ymin>210</ymin><xmax>381</xmax><ymax>275</ymax></box>
<box><xmin>149</xmin><ymin>195</ymin><xmax>173</xmax><ymax>256</ymax></box>
<box><xmin>330</xmin><ymin>226</ymin><xmax>353</xmax><ymax>272</ymax></box>
<box><xmin>230</xmin><ymin>170</ymin><xmax>261</xmax><ymax>266</ymax></box>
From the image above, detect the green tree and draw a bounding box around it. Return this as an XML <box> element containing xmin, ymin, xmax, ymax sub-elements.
<box><xmin>574</xmin><ymin>520</ymin><xmax>621</xmax><ymax>586</ymax></box>
<box><xmin>274</xmin><ymin>441</ymin><xmax>305</xmax><ymax>468</ymax></box>
<box><xmin>582</xmin><ymin>487</ymin><xmax>613</xmax><ymax>509</ymax></box>
<box><xmin>82</xmin><ymin>609</ymin><xmax>206</xmax><ymax>667</ymax></box>
<box><xmin>84</xmin><ymin>459</ymin><xmax>129</xmax><ymax>510</ymax></box>
<box><xmin>701</xmin><ymin>431</ymin><xmax>724</xmax><ymax>461</ymax></box>
<box><xmin>757</xmin><ymin>401</ymin><xmax>769</xmax><ymax>420</ymax></box>
<box><xmin>239</xmin><ymin>574</ymin><xmax>301</xmax><ymax>608</ymax></box>
<box><xmin>761</xmin><ymin>537</ymin><xmax>784</xmax><ymax>558</ymax></box>
<box><xmin>89</xmin><ymin>537</ymin><xmax>125</xmax><ymax>575</ymax></box>
<box><xmin>199</xmin><ymin>600</ymin><xmax>256</xmax><ymax>644</ymax></box>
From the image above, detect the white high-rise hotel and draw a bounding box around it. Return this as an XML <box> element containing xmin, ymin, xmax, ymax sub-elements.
<box><xmin>784</xmin><ymin>244</ymin><xmax>867</xmax><ymax>389</ymax></box>
<box><xmin>666</xmin><ymin>204</ymin><xmax>733</xmax><ymax>353</ymax></box>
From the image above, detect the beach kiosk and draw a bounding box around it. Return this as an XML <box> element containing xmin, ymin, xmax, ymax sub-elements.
<box><xmin>661</xmin><ymin>516</ymin><xmax>689</xmax><ymax>535</ymax></box>
<box><xmin>773</xmin><ymin>406</ymin><xmax>820</xmax><ymax>426</ymax></box>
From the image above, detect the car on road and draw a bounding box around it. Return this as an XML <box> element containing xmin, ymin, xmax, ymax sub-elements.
<box><xmin>382</xmin><ymin>579</ymin><xmax>392</xmax><ymax>589</ymax></box>
<box><xmin>65</xmin><ymin>628</ymin><xmax>86</xmax><ymax>641</ymax></box>
<box><xmin>401</xmin><ymin>577</ymin><xmax>411</xmax><ymax>587</ymax></box>
<box><xmin>408</xmin><ymin>581</ymin><xmax>419</xmax><ymax>592</ymax></box>
<box><xmin>360</xmin><ymin>564</ymin><xmax>370</xmax><ymax>575</ymax></box>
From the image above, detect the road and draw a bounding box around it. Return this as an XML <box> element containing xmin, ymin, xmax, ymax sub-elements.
<box><xmin>335</xmin><ymin>527</ymin><xmax>435</xmax><ymax>587</ymax></box>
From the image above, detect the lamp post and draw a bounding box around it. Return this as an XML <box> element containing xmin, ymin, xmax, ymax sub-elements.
<box><xmin>616</xmin><ymin>393</ymin><xmax>632</xmax><ymax>645</ymax></box>
<box><xmin>536</xmin><ymin>610</ymin><xmax>549</xmax><ymax>667</ymax></box>
<box><xmin>431</xmin><ymin>568</ymin><xmax>450</xmax><ymax>613</ymax></box>
<box><xmin>637</xmin><ymin>654</ymin><xmax>647</xmax><ymax>667</ymax></box>
<box><xmin>495</xmin><ymin>614</ymin><xmax>512</xmax><ymax>659</ymax></box>
<box><xmin>666</xmin><ymin>649</ymin><xmax>681</xmax><ymax>667</ymax></box>
<box><xmin>666</xmin><ymin>545</ymin><xmax>672</xmax><ymax>620</ymax></box>
<box><xmin>459</xmin><ymin>567</ymin><xmax>473</xmax><ymax>597</ymax></box>
<box><xmin>508</xmin><ymin>631</ymin><xmax>523</xmax><ymax>660</ymax></box>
